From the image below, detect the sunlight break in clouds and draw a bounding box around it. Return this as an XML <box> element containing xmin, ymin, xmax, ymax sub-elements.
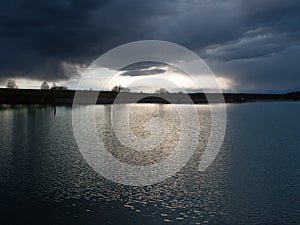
<box><xmin>68</xmin><ymin>63</ymin><xmax>235</xmax><ymax>93</ymax></box>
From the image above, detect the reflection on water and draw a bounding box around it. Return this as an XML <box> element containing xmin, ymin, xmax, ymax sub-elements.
<box><xmin>96</xmin><ymin>104</ymin><xmax>202</xmax><ymax>166</ymax></box>
<box><xmin>0</xmin><ymin>103</ymin><xmax>299</xmax><ymax>225</ymax></box>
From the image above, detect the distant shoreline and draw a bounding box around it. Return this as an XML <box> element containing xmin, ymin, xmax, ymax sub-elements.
<box><xmin>0</xmin><ymin>88</ymin><xmax>299</xmax><ymax>105</ymax></box>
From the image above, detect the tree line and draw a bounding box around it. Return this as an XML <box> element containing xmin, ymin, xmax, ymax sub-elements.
<box><xmin>5</xmin><ymin>80</ymin><xmax>170</xmax><ymax>94</ymax></box>
<box><xmin>5</xmin><ymin>80</ymin><xmax>68</xmax><ymax>90</ymax></box>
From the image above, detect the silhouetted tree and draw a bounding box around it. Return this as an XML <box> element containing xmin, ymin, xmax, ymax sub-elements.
<box><xmin>51</xmin><ymin>85</ymin><xmax>68</xmax><ymax>90</ymax></box>
<box><xmin>6</xmin><ymin>80</ymin><xmax>18</xmax><ymax>89</ymax></box>
<box><xmin>111</xmin><ymin>85</ymin><xmax>130</xmax><ymax>92</ymax></box>
<box><xmin>50</xmin><ymin>82</ymin><xmax>68</xmax><ymax>90</ymax></box>
<box><xmin>155</xmin><ymin>88</ymin><xmax>168</xmax><ymax>94</ymax></box>
<box><xmin>41</xmin><ymin>81</ymin><xmax>50</xmax><ymax>90</ymax></box>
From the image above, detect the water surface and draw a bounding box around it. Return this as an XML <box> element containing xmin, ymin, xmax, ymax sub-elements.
<box><xmin>0</xmin><ymin>102</ymin><xmax>299</xmax><ymax>224</ymax></box>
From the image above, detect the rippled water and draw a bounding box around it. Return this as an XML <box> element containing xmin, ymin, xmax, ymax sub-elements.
<box><xmin>0</xmin><ymin>103</ymin><xmax>299</xmax><ymax>225</ymax></box>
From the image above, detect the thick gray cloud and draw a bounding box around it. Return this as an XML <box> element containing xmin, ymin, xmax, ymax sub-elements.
<box><xmin>119</xmin><ymin>61</ymin><xmax>167</xmax><ymax>76</ymax></box>
<box><xmin>0</xmin><ymin>0</ymin><xmax>299</xmax><ymax>91</ymax></box>
<box><xmin>120</xmin><ymin>68</ymin><xmax>166</xmax><ymax>77</ymax></box>
<box><xmin>120</xmin><ymin>61</ymin><xmax>166</xmax><ymax>71</ymax></box>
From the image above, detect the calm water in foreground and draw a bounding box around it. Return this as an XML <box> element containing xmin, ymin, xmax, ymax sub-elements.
<box><xmin>0</xmin><ymin>102</ymin><xmax>299</xmax><ymax>225</ymax></box>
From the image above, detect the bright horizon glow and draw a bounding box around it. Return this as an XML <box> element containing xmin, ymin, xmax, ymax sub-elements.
<box><xmin>0</xmin><ymin>65</ymin><xmax>235</xmax><ymax>92</ymax></box>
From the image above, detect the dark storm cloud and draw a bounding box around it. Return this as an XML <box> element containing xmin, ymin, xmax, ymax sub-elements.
<box><xmin>119</xmin><ymin>61</ymin><xmax>168</xmax><ymax>76</ymax></box>
<box><xmin>0</xmin><ymin>0</ymin><xmax>109</xmax><ymax>81</ymax></box>
<box><xmin>0</xmin><ymin>0</ymin><xmax>173</xmax><ymax>82</ymax></box>
<box><xmin>202</xmin><ymin>0</ymin><xmax>300</xmax><ymax>92</ymax></box>
<box><xmin>209</xmin><ymin>45</ymin><xmax>300</xmax><ymax>92</ymax></box>
<box><xmin>0</xmin><ymin>0</ymin><xmax>299</xmax><ymax>91</ymax></box>
<box><xmin>120</xmin><ymin>62</ymin><xmax>167</xmax><ymax>71</ymax></box>
<box><xmin>120</xmin><ymin>68</ymin><xmax>166</xmax><ymax>77</ymax></box>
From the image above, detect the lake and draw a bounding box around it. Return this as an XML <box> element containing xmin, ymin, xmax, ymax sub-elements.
<box><xmin>0</xmin><ymin>102</ymin><xmax>299</xmax><ymax>225</ymax></box>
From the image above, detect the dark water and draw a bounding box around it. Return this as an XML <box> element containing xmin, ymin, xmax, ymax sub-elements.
<box><xmin>0</xmin><ymin>102</ymin><xmax>299</xmax><ymax>225</ymax></box>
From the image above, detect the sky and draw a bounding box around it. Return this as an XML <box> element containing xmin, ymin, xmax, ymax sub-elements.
<box><xmin>0</xmin><ymin>0</ymin><xmax>299</xmax><ymax>92</ymax></box>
